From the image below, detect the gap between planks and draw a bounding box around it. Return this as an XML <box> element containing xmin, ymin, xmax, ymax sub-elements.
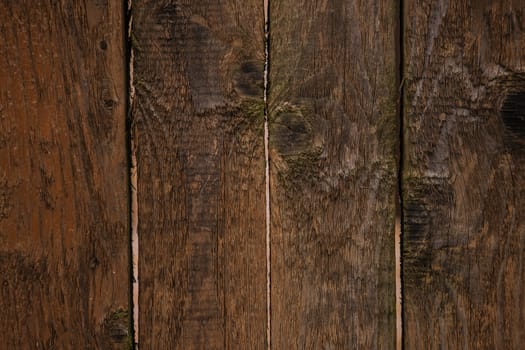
<box><xmin>396</xmin><ymin>0</ymin><xmax>404</xmax><ymax>348</ymax></box>
<box><xmin>395</xmin><ymin>214</ymin><xmax>402</xmax><ymax>350</ymax></box>
<box><xmin>263</xmin><ymin>0</ymin><xmax>271</xmax><ymax>349</ymax></box>
<box><xmin>127</xmin><ymin>0</ymin><xmax>139</xmax><ymax>347</ymax></box>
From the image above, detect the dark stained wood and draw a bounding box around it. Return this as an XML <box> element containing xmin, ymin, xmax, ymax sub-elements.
<box><xmin>268</xmin><ymin>1</ymin><xmax>399</xmax><ymax>348</ymax></box>
<box><xmin>131</xmin><ymin>1</ymin><xmax>266</xmax><ymax>348</ymax></box>
<box><xmin>403</xmin><ymin>0</ymin><xmax>525</xmax><ymax>348</ymax></box>
<box><xmin>0</xmin><ymin>1</ymin><xmax>129</xmax><ymax>349</ymax></box>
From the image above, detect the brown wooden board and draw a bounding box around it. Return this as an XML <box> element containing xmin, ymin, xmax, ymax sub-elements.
<box><xmin>131</xmin><ymin>1</ymin><xmax>266</xmax><ymax>348</ymax></box>
<box><xmin>268</xmin><ymin>1</ymin><xmax>399</xmax><ymax>348</ymax></box>
<box><xmin>402</xmin><ymin>0</ymin><xmax>525</xmax><ymax>348</ymax></box>
<box><xmin>0</xmin><ymin>1</ymin><xmax>129</xmax><ymax>349</ymax></box>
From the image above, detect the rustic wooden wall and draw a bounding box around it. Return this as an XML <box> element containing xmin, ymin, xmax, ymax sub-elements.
<box><xmin>4</xmin><ymin>0</ymin><xmax>525</xmax><ymax>348</ymax></box>
<box><xmin>403</xmin><ymin>0</ymin><xmax>525</xmax><ymax>348</ymax></box>
<box><xmin>0</xmin><ymin>1</ymin><xmax>129</xmax><ymax>349</ymax></box>
<box><xmin>268</xmin><ymin>0</ymin><xmax>399</xmax><ymax>348</ymax></box>
<box><xmin>131</xmin><ymin>0</ymin><xmax>267</xmax><ymax>348</ymax></box>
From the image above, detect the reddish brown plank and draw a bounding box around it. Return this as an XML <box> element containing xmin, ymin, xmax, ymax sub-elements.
<box><xmin>0</xmin><ymin>1</ymin><xmax>129</xmax><ymax>348</ymax></box>
<box><xmin>268</xmin><ymin>0</ymin><xmax>399</xmax><ymax>348</ymax></box>
<box><xmin>403</xmin><ymin>0</ymin><xmax>525</xmax><ymax>348</ymax></box>
<box><xmin>131</xmin><ymin>1</ymin><xmax>266</xmax><ymax>348</ymax></box>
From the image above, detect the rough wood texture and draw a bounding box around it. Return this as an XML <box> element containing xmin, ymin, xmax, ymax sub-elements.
<box><xmin>268</xmin><ymin>1</ymin><xmax>398</xmax><ymax>348</ymax></box>
<box><xmin>0</xmin><ymin>1</ymin><xmax>129</xmax><ymax>349</ymax></box>
<box><xmin>132</xmin><ymin>1</ymin><xmax>266</xmax><ymax>348</ymax></box>
<box><xmin>403</xmin><ymin>1</ymin><xmax>525</xmax><ymax>348</ymax></box>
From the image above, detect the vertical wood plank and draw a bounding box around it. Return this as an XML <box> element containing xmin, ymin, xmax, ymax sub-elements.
<box><xmin>131</xmin><ymin>1</ymin><xmax>266</xmax><ymax>348</ymax></box>
<box><xmin>0</xmin><ymin>1</ymin><xmax>129</xmax><ymax>349</ymax></box>
<box><xmin>403</xmin><ymin>0</ymin><xmax>525</xmax><ymax>348</ymax></box>
<box><xmin>269</xmin><ymin>1</ymin><xmax>399</xmax><ymax>348</ymax></box>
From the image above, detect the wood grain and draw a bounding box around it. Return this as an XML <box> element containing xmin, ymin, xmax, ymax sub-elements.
<box><xmin>131</xmin><ymin>1</ymin><xmax>266</xmax><ymax>348</ymax></box>
<box><xmin>268</xmin><ymin>0</ymin><xmax>399</xmax><ymax>348</ymax></box>
<box><xmin>402</xmin><ymin>0</ymin><xmax>525</xmax><ymax>348</ymax></box>
<box><xmin>0</xmin><ymin>1</ymin><xmax>129</xmax><ymax>349</ymax></box>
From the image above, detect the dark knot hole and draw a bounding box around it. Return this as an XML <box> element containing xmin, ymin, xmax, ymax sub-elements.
<box><xmin>500</xmin><ymin>90</ymin><xmax>525</xmax><ymax>139</ymax></box>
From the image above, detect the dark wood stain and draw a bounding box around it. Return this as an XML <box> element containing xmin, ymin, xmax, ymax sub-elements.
<box><xmin>269</xmin><ymin>0</ymin><xmax>398</xmax><ymax>348</ymax></box>
<box><xmin>132</xmin><ymin>0</ymin><xmax>266</xmax><ymax>348</ymax></box>
<box><xmin>500</xmin><ymin>78</ymin><xmax>525</xmax><ymax>152</ymax></box>
<box><xmin>403</xmin><ymin>0</ymin><xmax>525</xmax><ymax>348</ymax></box>
<box><xmin>0</xmin><ymin>1</ymin><xmax>129</xmax><ymax>349</ymax></box>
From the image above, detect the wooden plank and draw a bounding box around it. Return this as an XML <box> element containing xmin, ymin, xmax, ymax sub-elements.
<box><xmin>0</xmin><ymin>1</ymin><xmax>129</xmax><ymax>349</ymax></box>
<box><xmin>131</xmin><ymin>1</ymin><xmax>266</xmax><ymax>348</ymax></box>
<box><xmin>268</xmin><ymin>1</ymin><xmax>399</xmax><ymax>348</ymax></box>
<box><xmin>402</xmin><ymin>0</ymin><xmax>525</xmax><ymax>348</ymax></box>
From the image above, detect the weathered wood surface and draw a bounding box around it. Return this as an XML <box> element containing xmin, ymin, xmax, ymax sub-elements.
<box><xmin>403</xmin><ymin>0</ymin><xmax>525</xmax><ymax>348</ymax></box>
<box><xmin>268</xmin><ymin>0</ymin><xmax>399</xmax><ymax>348</ymax></box>
<box><xmin>131</xmin><ymin>1</ymin><xmax>266</xmax><ymax>348</ymax></box>
<box><xmin>0</xmin><ymin>1</ymin><xmax>129</xmax><ymax>349</ymax></box>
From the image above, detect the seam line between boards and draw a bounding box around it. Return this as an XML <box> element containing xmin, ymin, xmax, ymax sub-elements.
<box><xmin>127</xmin><ymin>0</ymin><xmax>139</xmax><ymax>348</ymax></box>
<box><xmin>397</xmin><ymin>0</ymin><xmax>405</xmax><ymax>349</ymax></box>
<box><xmin>263</xmin><ymin>0</ymin><xmax>271</xmax><ymax>349</ymax></box>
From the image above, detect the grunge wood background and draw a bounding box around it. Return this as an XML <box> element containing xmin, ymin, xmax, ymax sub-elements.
<box><xmin>0</xmin><ymin>0</ymin><xmax>523</xmax><ymax>349</ymax></box>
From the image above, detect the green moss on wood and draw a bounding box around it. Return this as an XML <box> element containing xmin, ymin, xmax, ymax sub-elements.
<box><xmin>103</xmin><ymin>309</ymin><xmax>132</xmax><ymax>348</ymax></box>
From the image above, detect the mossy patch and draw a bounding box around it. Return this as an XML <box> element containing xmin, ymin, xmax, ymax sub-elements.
<box><xmin>103</xmin><ymin>309</ymin><xmax>132</xmax><ymax>348</ymax></box>
<box><xmin>269</xmin><ymin>102</ymin><xmax>315</xmax><ymax>156</ymax></box>
<box><xmin>269</xmin><ymin>101</ymin><xmax>323</xmax><ymax>189</ymax></box>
